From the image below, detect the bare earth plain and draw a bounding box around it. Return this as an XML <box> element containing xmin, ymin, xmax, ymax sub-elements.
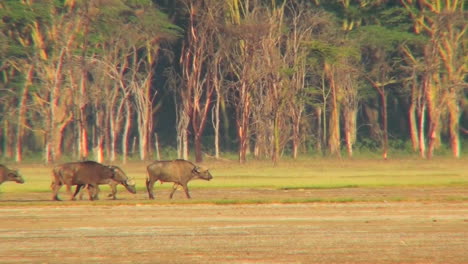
<box><xmin>0</xmin><ymin>187</ymin><xmax>467</xmax><ymax>264</ymax></box>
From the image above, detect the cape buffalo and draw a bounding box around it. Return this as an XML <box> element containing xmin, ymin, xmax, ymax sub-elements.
<box><xmin>146</xmin><ymin>159</ymin><xmax>212</xmax><ymax>199</ymax></box>
<box><xmin>0</xmin><ymin>164</ymin><xmax>25</xmax><ymax>185</ymax></box>
<box><xmin>51</xmin><ymin>161</ymin><xmax>136</xmax><ymax>201</ymax></box>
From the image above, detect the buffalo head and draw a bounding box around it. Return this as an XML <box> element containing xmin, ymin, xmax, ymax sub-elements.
<box><xmin>192</xmin><ymin>166</ymin><xmax>213</xmax><ymax>181</ymax></box>
<box><xmin>109</xmin><ymin>166</ymin><xmax>136</xmax><ymax>194</ymax></box>
<box><xmin>8</xmin><ymin>170</ymin><xmax>25</xmax><ymax>184</ymax></box>
<box><xmin>123</xmin><ymin>178</ymin><xmax>137</xmax><ymax>194</ymax></box>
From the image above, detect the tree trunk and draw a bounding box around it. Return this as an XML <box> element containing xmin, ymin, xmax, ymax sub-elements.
<box><xmin>425</xmin><ymin>74</ymin><xmax>441</xmax><ymax>159</ymax></box>
<box><xmin>122</xmin><ymin>101</ymin><xmax>131</xmax><ymax>164</ymax></box>
<box><xmin>447</xmin><ymin>100</ymin><xmax>460</xmax><ymax>158</ymax></box>
<box><xmin>109</xmin><ymin>111</ymin><xmax>116</xmax><ymax>162</ymax></box>
<box><xmin>378</xmin><ymin>89</ymin><xmax>388</xmax><ymax>160</ymax></box>
<box><xmin>194</xmin><ymin>134</ymin><xmax>203</xmax><ymax>162</ymax></box>
<box><xmin>79</xmin><ymin>71</ymin><xmax>89</xmax><ymax>160</ymax></box>
<box><xmin>238</xmin><ymin>126</ymin><xmax>248</xmax><ymax>164</ymax></box>
<box><xmin>417</xmin><ymin>104</ymin><xmax>426</xmax><ymax>158</ymax></box>
<box><xmin>408</xmin><ymin>99</ymin><xmax>419</xmax><ymax>152</ymax></box>
<box><xmin>315</xmin><ymin>107</ymin><xmax>322</xmax><ymax>153</ymax></box>
<box><xmin>291</xmin><ymin>108</ymin><xmax>302</xmax><ymax>160</ymax></box>
<box><xmin>95</xmin><ymin>135</ymin><xmax>104</xmax><ymax>163</ymax></box>
<box><xmin>44</xmin><ymin>134</ymin><xmax>51</xmax><ymax>164</ymax></box>
<box><xmin>94</xmin><ymin>109</ymin><xmax>105</xmax><ymax>163</ymax></box>
<box><xmin>343</xmin><ymin>108</ymin><xmax>356</xmax><ymax>157</ymax></box>
<box><xmin>213</xmin><ymin>92</ymin><xmax>220</xmax><ymax>159</ymax></box>
<box><xmin>237</xmin><ymin>92</ymin><xmax>250</xmax><ymax>164</ymax></box>
<box><xmin>176</xmin><ymin>106</ymin><xmax>190</xmax><ymax>160</ymax></box>
<box><xmin>52</xmin><ymin>118</ymin><xmax>73</xmax><ymax>161</ymax></box>
<box><xmin>326</xmin><ymin>64</ymin><xmax>340</xmax><ymax>157</ymax></box>
<box><xmin>272</xmin><ymin>111</ymin><xmax>280</xmax><ymax>164</ymax></box>
<box><xmin>3</xmin><ymin>120</ymin><xmax>14</xmax><ymax>159</ymax></box>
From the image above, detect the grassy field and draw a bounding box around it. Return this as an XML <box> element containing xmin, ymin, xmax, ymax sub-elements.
<box><xmin>1</xmin><ymin>158</ymin><xmax>466</xmax><ymax>264</ymax></box>
<box><xmin>1</xmin><ymin>157</ymin><xmax>467</xmax><ymax>199</ymax></box>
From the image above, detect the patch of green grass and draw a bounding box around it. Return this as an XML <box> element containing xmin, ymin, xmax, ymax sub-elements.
<box><xmin>1</xmin><ymin>158</ymin><xmax>467</xmax><ymax>204</ymax></box>
<box><xmin>280</xmin><ymin>185</ymin><xmax>360</xmax><ymax>190</ymax></box>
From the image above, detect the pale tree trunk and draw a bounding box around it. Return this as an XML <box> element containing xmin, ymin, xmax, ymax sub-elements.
<box><xmin>137</xmin><ymin>105</ymin><xmax>149</xmax><ymax>161</ymax></box>
<box><xmin>343</xmin><ymin>108</ymin><xmax>357</xmax><ymax>157</ymax></box>
<box><xmin>3</xmin><ymin>120</ymin><xmax>14</xmax><ymax>159</ymax></box>
<box><xmin>236</xmin><ymin>82</ymin><xmax>251</xmax><ymax>164</ymax></box>
<box><xmin>408</xmin><ymin>102</ymin><xmax>419</xmax><ymax>152</ymax></box>
<box><xmin>291</xmin><ymin>107</ymin><xmax>303</xmax><ymax>160</ymax></box>
<box><xmin>315</xmin><ymin>107</ymin><xmax>323</xmax><ymax>153</ymax></box>
<box><xmin>326</xmin><ymin>64</ymin><xmax>340</xmax><ymax>157</ymax></box>
<box><xmin>95</xmin><ymin>136</ymin><xmax>104</xmax><ymax>163</ymax></box>
<box><xmin>272</xmin><ymin>111</ymin><xmax>280</xmax><ymax>164</ymax></box>
<box><xmin>378</xmin><ymin>90</ymin><xmax>388</xmax><ymax>160</ymax></box>
<box><xmin>94</xmin><ymin>110</ymin><xmax>105</xmax><ymax>163</ymax></box>
<box><xmin>109</xmin><ymin>111</ymin><xmax>116</xmax><ymax>162</ymax></box>
<box><xmin>78</xmin><ymin>62</ymin><xmax>89</xmax><ymax>160</ymax></box>
<box><xmin>44</xmin><ymin>135</ymin><xmax>51</xmax><ymax>164</ymax></box>
<box><xmin>212</xmin><ymin>89</ymin><xmax>221</xmax><ymax>159</ymax></box>
<box><xmin>447</xmin><ymin>99</ymin><xmax>460</xmax><ymax>158</ymax></box>
<box><xmin>340</xmin><ymin>67</ymin><xmax>358</xmax><ymax>158</ymax></box>
<box><xmin>408</xmin><ymin>95</ymin><xmax>419</xmax><ymax>152</ymax></box>
<box><xmin>122</xmin><ymin>100</ymin><xmax>131</xmax><ymax>164</ymax></box>
<box><xmin>177</xmin><ymin>109</ymin><xmax>190</xmax><ymax>160</ymax></box>
<box><xmin>417</xmin><ymin>103</ymin><xmax>426</xmax><ymax>158</ymax></box>
<box><xmin>425</xmin><ymin>73</ymin><xmax>441</xmax><ymax>159</ymax></box>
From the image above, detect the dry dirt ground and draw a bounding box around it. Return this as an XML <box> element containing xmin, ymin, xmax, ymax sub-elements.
<box><xmin>0</xmin><ymin>188</ymin><xmax>467</xmax><ymax>264</ymax></box>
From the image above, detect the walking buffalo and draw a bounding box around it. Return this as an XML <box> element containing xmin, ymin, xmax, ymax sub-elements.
<box><xmin>0</xmin><ymin>164</ymin><xmax>25</xmax><ymax>185</ymax></box>
<box><xmin>51</xmin><ymin>161</ymin><xmax>136</xmax><ymax>201</ymax></box>
<box><xmin>146</xmin><ymin>159</ymin><xmax>213</xmax><ymax>199</ymax></box>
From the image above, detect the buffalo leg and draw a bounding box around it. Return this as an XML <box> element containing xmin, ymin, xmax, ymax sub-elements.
<box><xmin>146</xmin><ymin>178</ymin><xmax>156</xmax><ymax>199</ymax></box>
<box><xmin>93</xmin><ymin>185</ymin><xmax>101</xmax><ymax>200</ymax></box>
<box><xmin>51</xmin><ymin>182</ymin><xmax>63</xmax><ymax>201</ymax></box>
<box><xmin>72</xmin><ymin>185</ymin><xmax>84</xmax><ymax>200</ymax></box>
<box><xmin>182</xmin><ymin>184</ymin><xmax>191</xmax><ymax>199</ymax></box>
<box><xmin>169</xmin><ymin>183</ymin><xmax>183</xmax><ymax>199</ymax></box>
<box><xmin>87</xmin><ymin>185</ymin><xmax>100</xmax><ymax>200</ymax></box>
<box><xmin>108</xmin><ymin>183</ymin><xmax>117</xmax><ymax>200</ymax></box>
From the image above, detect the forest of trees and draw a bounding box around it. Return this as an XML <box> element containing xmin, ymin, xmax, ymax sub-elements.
<box><xmin>0</xmin><ymin>0</ymin><xmax>467</xmax><ymax>164</ymax></box>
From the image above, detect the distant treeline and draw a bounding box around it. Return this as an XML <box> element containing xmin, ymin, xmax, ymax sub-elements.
<box><xmin>0</xmin><ymin>0</ymin><xmax>466</xmax><ymax>163</ymax></box>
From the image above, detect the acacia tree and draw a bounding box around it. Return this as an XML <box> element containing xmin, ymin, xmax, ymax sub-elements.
<box><xmin>401</xmin><ymin>43</ymin><xmax>428</xmax><ymax>157</ymax></box>
<box><xmin>359</xmin><ymin>24</ymin><xmax>419</xmax><ymax>159</ymax></box>
<box><xmin>179</xmin><ymin>0</ymin><xmax>224</xmax><ymax>162</ymax></box>
<box><xmin>282</xmin><ymin>6</ymin><xmax>330</xmax><ymax>159</ymax></box>
<box><xmin>83</xmin><ymin>0</ymin><xmax>179</xmax><ymax>162</ymax></box>
<box><xmin>30</xmin><ymin>2</ymin><xmax>85</xmax><ymax>163</ymax></box>
<box><xmin>402</xmin><ymin>0</ymin><xmax>467</xmax><ymax>158</ymax></box>
<box><xmin>0</xmin><ymin>1</ymin><xmax>36</xmax><ymax>162</ymax></box>
<box><xmin>224</xmin><ymin>4</ymin><xmax>275</xmax><ymax>164</ymax></box>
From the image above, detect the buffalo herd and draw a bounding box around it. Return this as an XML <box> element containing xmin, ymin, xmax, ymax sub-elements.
<box><xmin>0</xmin><ymin>159</ymin><xmax>212</xmax><ymax>201</ymax></box>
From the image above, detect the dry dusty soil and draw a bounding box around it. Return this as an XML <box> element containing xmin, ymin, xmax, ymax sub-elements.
<box><xmin>0</xmin><ymin>188</ymin><xmax>467</xmax><ymax>264</ymax></box>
